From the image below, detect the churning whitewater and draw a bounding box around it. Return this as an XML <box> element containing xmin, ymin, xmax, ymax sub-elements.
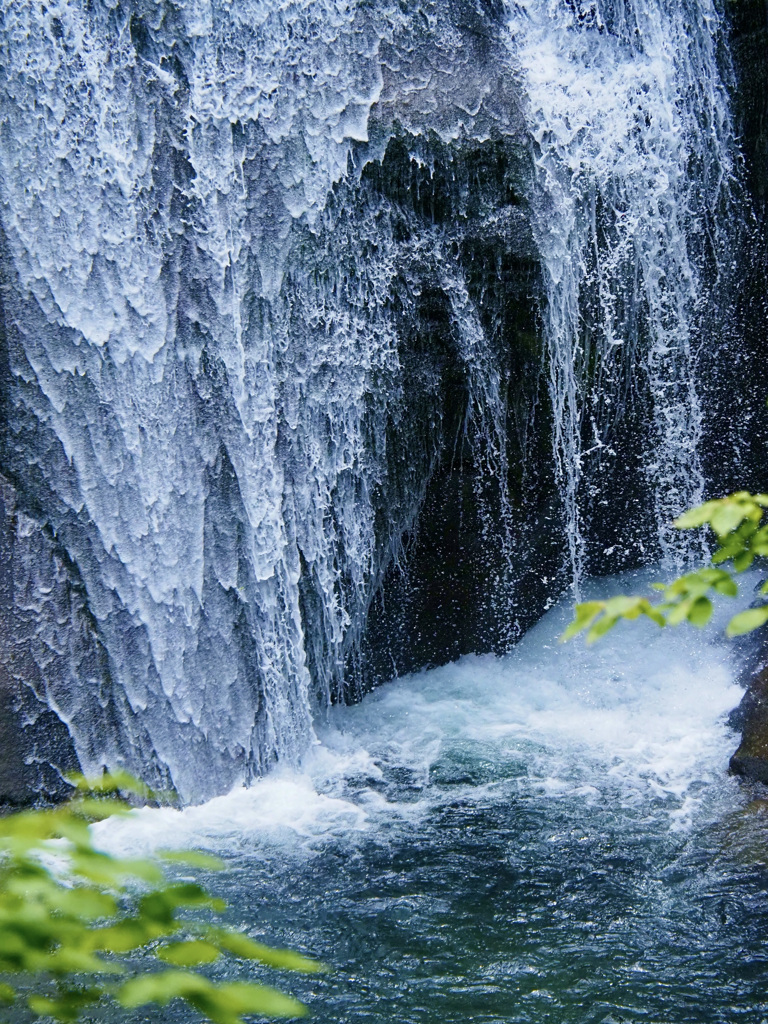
<box><xmin>0</xmin><ymin>0</ymin><xmax>739</xmax><ymax>801</ymax></box>
<box><xmin>95</xmin><ymin>571</ymin><xmax>748</xmax><ymax>857</ymax></box>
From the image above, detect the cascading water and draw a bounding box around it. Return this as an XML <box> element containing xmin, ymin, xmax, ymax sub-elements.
<box><xmin>0</xmin><ymin>0</ymin><xmax>528</xmax><ymax>799</ymax></box>
<box><xmin>0</xmin><ymin>0</ymin><xmax>746</xmax><ymax>801</ymax></box>
<box><xmin>506</xmin><ymin>0</ymin><xmax>736</xmax><ymax>582</ymax></box>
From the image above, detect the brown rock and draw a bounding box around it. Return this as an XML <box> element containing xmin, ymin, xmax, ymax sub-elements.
<box><xmin>730</xmin><ymin>665</ymin><xmax>768</xmax><ymax>783</ymax></box>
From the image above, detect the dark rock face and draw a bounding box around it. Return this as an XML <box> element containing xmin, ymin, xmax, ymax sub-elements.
<box><xmin>730</xmin><ymin>662</ymin><xmax>768</xmax><ymax>783</ymax></box>
<box><xmin>728</xmin><ymin>0</ymin><xmax>768</xmax><ymax>224</ymax></box>
<box><xmin>350</xmin><ymin>133</ymin><xmax>562</xmax><ymax>691</ymax></box>
<box><xmin>710</xmin><ymin>0</ymin><xmax>768</xmax><ymax>501</ymax></box>
<box><xmin>0</xmin><ymin>478</ymin><xmax>79</xmax><ymax>806</ymax></box>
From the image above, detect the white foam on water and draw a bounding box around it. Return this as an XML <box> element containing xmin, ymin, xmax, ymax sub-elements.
<box><xmin>94</xmin><ymin>569</ymin><xmax>749</xmax><ymax>858</ymax></box>
<box><xmin>93</xmin><ymin>773</ymin><xmax>371</xmax><ymax>859</ymax></box>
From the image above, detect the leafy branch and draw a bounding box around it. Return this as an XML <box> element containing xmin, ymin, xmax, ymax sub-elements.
<box><xmin>0</xmin><ymin>773</ymin><xmax>323</xmax><ymax>1024</ymax></box>
<box><xmin>563</xmin><ymin>491</ymin><xmax>768</xmax><ymax>644</ymax></box>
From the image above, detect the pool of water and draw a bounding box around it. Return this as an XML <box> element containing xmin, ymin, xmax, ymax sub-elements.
<box><xmin>96</xmin><ymin>571</ymin><xmax>768</xmax><ymax>1023</ymax></box>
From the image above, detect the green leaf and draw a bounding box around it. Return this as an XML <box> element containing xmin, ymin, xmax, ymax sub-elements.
<box><xmin>675</xmin><ymin>493</ymin><xmax>768</xmax><ymax>539</ymax></box>
<box><xmin>710</xmin><ymin>503</ymin><xmax>752</xmax><ymax>537</ymax></box>
<box><xmin>19</xmin><ymin>885</ymin><xmax>118</xmax><ymax>922</ymax></box>
<box><xmin>586</xmin><ymin>614</ymin><xmax>621</xmax><ymax>643</ymax></box>
<box><xmin>667</xmin><ymin>598</ymin><xmax>692</xmax><ymax>627</ymax></box>
<box><xmin>560</xmin><ymin>601</ymin><xmax>603</xmax><ymax>642</ymax></box>
<box><xmin>205</xmin><ymin>981</ymin><xmax>307</xmax><ymax>1021</ymax></box>
<box><xmin>0</xmin><ymin>985</ymin><xmax>14</xmax><ymax>1006</ymax></box>
<box><xmin>0</xmin><ymin>808</ymin><xmax>89</xmax><ymax>842</ymax></box>
<box><xmin>24</xmin><ymin>946</ymin><xmax>120</xmax><ymax>976</ymax></box>
<box><xmin>714</xmin><ymin>577</ymin><xmax>739</xmax><ymax>597</ymax></box>
<box><xmin>90</xmin><ymin>918</ymin><xmax>171</xmax><ymax>953</ymax></box>
<box><xmin>70</xmin><ymin>851</ymin><xmax>164</xmax><ymax>886</ymax></box>
<box><xmin>212</xmin><ymin>929</ymin><xmax>326</xmax><ymax>973</ymax></box>
<box><xmin>65</xmin><ymin>771</ymin><xmax>153</xmax><ymax>799</ymax></box>
<box><xmin>674</xmin><ymin>501</ymin><xmax>718</xmax><ymax>529</ymax></box>
<box><xmin>726</xmin><ymin>605</ymin><xmax>768</xmax><ymax>637</ymax></box>
<box><xmin>118</xmin><ymin>970</ymin><xmax>307</xmax><ymax>1020</ymax></box>
<box><xmin>644</xmin><ymin>605</ymin><xmax>667</xmax><ymax>628</ymax></box>
<box><xmin>140</xmin><ymin>883</ymin><xmax>227</xmax><ymax>920</ymax></box>
<box><xmin>733</xmin><ymin>550</ymin><xmax>755</xmax><ymax>572</ymax></box>
<box><xmin>158</xmin><ymin>850</ymin><xmax>224</xmax><ymax>871</ymax></box>
<box><xmin>687</xmin><ymin>596</ymin><xmax>713</xmax><ymax>628</ymax></box>
<box><xmin>157</xmin><ymin>940</ymin><xmax>222</xmax><ymax>966</ymax></box>
<box><xmin>117</xmin><ymin>970</ymin><xmax>212</xmax><ymax>1008</ymax></box>
<box><xmin>698</xmin><ymin>567</ymin><xmax>734</xmax><ymax>586</ymax></box>
<box><xmin>67</xmin><ymin>797</ymin><xmax>133</xmax><ymax>822</ymax></box>
<box><xmin>27</xmin><ymin>987</ymin><xmax>102</xmax><ymax>1022</ymax></box>
<box><xmin>711</xmin><ymin>547</ymin><xmax>734</xmax><ymax>564</ymax></box>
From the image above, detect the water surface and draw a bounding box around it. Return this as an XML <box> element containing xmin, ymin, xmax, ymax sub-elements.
<box><xmin>97</xmin><ymin>572</ymin><xmax>768</xmax><ymax>1023</ymax></box>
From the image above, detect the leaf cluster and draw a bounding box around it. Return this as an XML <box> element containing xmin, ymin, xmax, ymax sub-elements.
<box><xmin>0</xmin><ymin>774</ymin><xmax>322</xmax><ymax>1024</ymax></box>
<box><xmin>563</xmin><ymin>491</ymin><xmax>768</xmax><ymax>643</ymax></box>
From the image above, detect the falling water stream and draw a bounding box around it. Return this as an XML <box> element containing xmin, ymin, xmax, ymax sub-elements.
<box><xmin>508</xmin><ymin>0</ymin><xmax>734</xmax><ymax>581</ymax></box>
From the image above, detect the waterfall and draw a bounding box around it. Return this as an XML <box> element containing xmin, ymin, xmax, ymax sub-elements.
<box><xmin>0</xmin><ymin>0</ymin><xmax>741</xmax><ymax>802</ymax></box>
<box><xmin>0</xmin><ymin>0</ymin><xmax>524</xmax><ymax>801</ymax></box>
<box><xmin>506</xmin><ymin>0</ymin><xmax>736</xmax><ymax>583</ymax></box>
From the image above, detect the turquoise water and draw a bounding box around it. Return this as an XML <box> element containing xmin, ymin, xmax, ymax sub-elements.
<box><xmin>97</xmin><ymin>573</ymin><xmax>768</xmax><ymax>1023</ymax></box>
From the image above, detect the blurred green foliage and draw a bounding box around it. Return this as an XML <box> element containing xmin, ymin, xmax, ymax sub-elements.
<box><xmin>563</xmin><ymin>491</ymin><xmax>768</xmax><ymax>643</ymax></box>
<box><xmin>0</xmin><ymin>772</ymin><xmax>323</xmax><ymax>1024</ymax></box>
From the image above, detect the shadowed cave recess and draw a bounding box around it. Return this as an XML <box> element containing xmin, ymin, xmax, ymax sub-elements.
<box><xmin>0</xmin><ymin>0</ymin><xmax>766</xmax><ymax>804</ymax></box>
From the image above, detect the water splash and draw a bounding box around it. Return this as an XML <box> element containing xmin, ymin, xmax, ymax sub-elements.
<box><xmin>93</xmin><ymin>566</ymin><xmax>747</xmax><ymax>857</ymax></box>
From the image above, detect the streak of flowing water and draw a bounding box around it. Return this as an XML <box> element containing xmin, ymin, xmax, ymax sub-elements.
<box><xmin>506</xmin><ymin>0</ymin><xmax>735</xmax><ymax>583</ymax></box>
